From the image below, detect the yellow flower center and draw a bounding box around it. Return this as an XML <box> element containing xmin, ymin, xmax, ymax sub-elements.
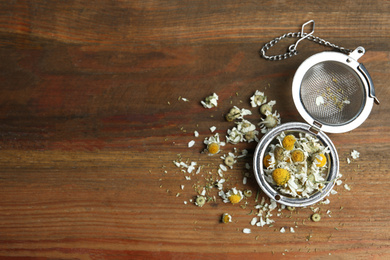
<box><xmin>315</xmin><ymin>154</ymin><xmax>327</xmax><ymax>167</ymax></box>
<box><xmin>282</xmin><ymin>135</ymin><xmax>296</xmax><ymax>151</ymax></box>
<box><xmin>228</xmin><ymin>194</ymin><xmax>242</xmax><ymax>204</ymax></box>
<box><xmin>292</xmin><ymin>150</ymin><xmax>305</xmax><ymax>163</ymax></box>
<box><xmin>208</xmin><ymin>143</ymin><xmax>220</xmax><ymax>154</ymax></box>
<box><xmin>263</xmin><ymin>154</ymin><xmax>273</xmax><ymax>168</ymax></box>
<box><xmin>272</xmin><ymin>168</ymin><xmax>290</xmax><ymax>186</ymax></box>
<box><xmin>222</xmin><ymin>214</ymin><xmax>231</xmax><ymax>223</ymax></box>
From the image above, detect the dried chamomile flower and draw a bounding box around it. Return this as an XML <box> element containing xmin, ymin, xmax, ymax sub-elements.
<box><xmin>195</xmin><ymin>195</ymin><xmax>206</xmax><ymax>207</ymax></box>
<box><xmin>263</xmin><ymin>114</ymin><xmax>279</xmax><ymax>128</ymax></box>
<box><xmin>221</xmin><ymin>187</ymin><xmax>243</xmax><ymax>204</ymax></box>
<box><xmin>221</xmin><ymin>152</ymin><xmax>237</xmax><ymax>169</ymax></box>
<box><xmin>287</xmin><ymin>206</ymin><xmax>295</xmax><ymax>211</ymax></box>
<box><xmin>291</xmin><ymin>149</ymin><xmax>305</xmax><ymax>163</ymax></box>
<box><xmin>282</xmin><ymin>135</ymin><xmax>296</xmax><ymax>151</ymax></box>
<box><xmin>311</xmin><ymin>213</ymin><xmax>321</xmax><ymax>222</ymax></box>
<box><xmin>224</xmin><ymin>156</ymin><xmax>235</xmax><ymax>167</ymax></box>
<box><xmin>263</xmin><ymin>154</ymin><xmax>275</xmax><ymax>168</ymax></box>
<box><xmin>226</xmin><ymin>120</ymin><xmax>259</xmax><ymax>143</ymax></box>
<box><xmin>243</xmin><ymin>190</ymin><xmax>253</xmax><ymax>197</ymax></box>
<box><xmin>226</xmin><ymin>127</ymin><xmax>245</xmax><ymax>144</ymax></box>
<box><xmin>225</xmin><ymin>106</ymin><xmax>241</xmax><ymax>121</ymax></box>
<box><xmin>250</xmin><ymin>90</ymin><xmax>267</xmax><ymax>107</ymax></box>
<box><xmin>239</xmin><ymin>119</ymin><xmax>256</xmax><ymax>133</ymax></box>
<box><xmin>221</xmin><ymin>213</ymin><xmax>232</xmax><ymax>223</ymax></box>
<box><xmin>244</xmin><ymin>130</ymin><xmax>259</xmax><ymax>143</ymax></box>
<box><xmin>272</xmin><ymin>168</ymin><xmax>291</xmax><ymax>186</ymax></box>
<box><xmin>259</xmin><ymin>111</ymin><xmax>281</xmax><ymax>133</ymax></box>
<box><xmin>208</xmin><ymin>143</ymin><xmax>220</xmax><ymax>155</ymax></box>
<box><xmin>225</xmin><ymin>106</ymin><xmax>252</xmax><ymax>122</ymax></box>
<box><xmin>236</xmin><ymin>119</ymin><xmax>259</xmax><ymax>143</ymax></box>
<box><xmin>201</xmin><ymin>93</ymin><xmax>218</xmax><ymax>109</ymax></box>
<box><xmin>314</xmin><ymin>153</ymin><xmax>327</xmax><ymax>167</ymax></box>
<box><xmin>204</xmin><ymin>133</ymin><xmax>225</xmax><ymax>155</ymax></box>
<box><xmin>228</xmin><ymin>192</ymin><xmax>243</xmax><ymax>204</ymax></box>
<box><xmin>259</xmin><ymin>100</ymin><xmax>276</xmax><ymax>116</ymax></box>
<box><xmin>274</xmin><ymin>146</ymin><xmax>285</xmax><ymax>161</ymax></box>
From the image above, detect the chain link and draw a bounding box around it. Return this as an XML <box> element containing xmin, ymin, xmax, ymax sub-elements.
<box><xmin>260</xmin><ymin>32</ymin><xmax>352</xmax><ymax>61</ymax></box>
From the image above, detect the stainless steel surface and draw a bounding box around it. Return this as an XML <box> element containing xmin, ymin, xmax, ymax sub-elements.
<box><xmin>292</xmin><ymin>48</ymin><xmax>377</xmax><ymax>133</ymax></box>
<box><xmin>260</xmin><ymin>20</ymin><xmax>352</xmax><ymax>61</ymax></box>
<box><xmin>289</xmin><ymin>20</ymin><xmax>315</xmax><ymax>52</ymax></box>
<box><xmin>300</xmin><ymin>61</ymin><xmax>365</xmax><ymax>125</ymax></box>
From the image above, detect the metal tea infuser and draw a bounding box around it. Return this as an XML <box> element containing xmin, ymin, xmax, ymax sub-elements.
<box><xmin>253</xmin><ymin>20</ymin><xmax>379</xmax><ymax>207</ymax></box>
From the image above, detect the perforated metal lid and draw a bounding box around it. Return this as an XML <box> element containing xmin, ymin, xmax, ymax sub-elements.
<box><xmin>292</xmin><ymin>47</ymin><xmax>379</xmax><ymax>133</ymax></box>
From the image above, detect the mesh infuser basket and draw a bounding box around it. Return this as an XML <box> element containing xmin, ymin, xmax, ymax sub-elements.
<box><xmin>253</xmin><ymin>122</ymin><xmax>339</xmax><ymax>207</ymax></box>
<box><xmin>300</xmin><ymin>61</ymin><xmax>364</xmax><ymax>125</ymax></box>
<box><xmin>292</xmin><ymin>46</ymin><xmax>379</xmax><ymax>133</ymax></box>
<box><xmin>255</xmin><ymin>21</ymin><xmax>379</xmax><ymax>207</ymax></box>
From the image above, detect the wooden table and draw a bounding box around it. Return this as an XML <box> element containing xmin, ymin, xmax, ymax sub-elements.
<box><xmin>1</xmin><ymin>1</ymin><xmax>389</xmax><ymax>259</ymax></box>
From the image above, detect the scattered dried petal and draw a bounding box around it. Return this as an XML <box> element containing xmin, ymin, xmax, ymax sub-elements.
<box><xmin>188</xmin><ymin>140</ymin><xmax>195</xmax><ymax>148</ymax></box>
<box><xmin>243</xmin><ymin>228</ymin><xmax>251</xmax><ymax>234</ymax></box>
<box><xmin>351</xmin><ymin>150</ymin><xmax>360</xmax><ymax>159</ymax></box>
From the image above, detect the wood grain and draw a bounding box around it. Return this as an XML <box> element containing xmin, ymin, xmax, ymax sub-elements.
<box><xmin>0</xmin><ymin>1</ymin><xmax>390</xmax><ymax>259</ymax></box>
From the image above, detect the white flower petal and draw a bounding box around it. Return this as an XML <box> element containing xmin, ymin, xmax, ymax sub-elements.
<box><xmin>219</xmin><ymin>164</ymin><xmax>228</xmax><ymax>171</ymax></box>
<box><xmin>243</xmin><ymin>228</ymin><xmax>251</xmax><ymax>234</ymax></box>
<box><xmin>251</xmin><ymin>217</ymin><xmax>257</xmax><ymax>226</ymax></box>
<box><xmin>316</xmin><ymin>96</ymin><xmax>325</xmax><ymax>106</ymax></box>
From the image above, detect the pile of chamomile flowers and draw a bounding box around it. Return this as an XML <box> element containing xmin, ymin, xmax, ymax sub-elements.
<box><xmin>183</xmin><ymin>91</ymin><xmax>282</xmax><ymax>222</ymax></box>
<box><xmin>263</xmin><ymin>132</ymin><xmax>330</xmax><ymax>198</ymax></box>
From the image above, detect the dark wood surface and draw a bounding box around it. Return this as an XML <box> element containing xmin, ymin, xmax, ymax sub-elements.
<box><xmin>1</xmin><ymin>1</ymin><xmax>389</xmax><ymax>259</ymax></box>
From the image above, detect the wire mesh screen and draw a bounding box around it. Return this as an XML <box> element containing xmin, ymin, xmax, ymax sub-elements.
<box><xmin>300</xmin><ymin>61</ymin><xmax>365</xmax><ymax>126</ymax></box>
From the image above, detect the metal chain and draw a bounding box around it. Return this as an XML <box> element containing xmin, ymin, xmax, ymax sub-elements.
<box><xmin>260</xmin><ymin>32</ymin><xmax>352</xmax><ymax>61</ymax></box>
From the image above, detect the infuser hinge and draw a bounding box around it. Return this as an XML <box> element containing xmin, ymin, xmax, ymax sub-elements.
<box><xmin>309</xmin><ymin>121</ymin><xmax>322</xmax><ymax>134</ymax></box>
